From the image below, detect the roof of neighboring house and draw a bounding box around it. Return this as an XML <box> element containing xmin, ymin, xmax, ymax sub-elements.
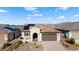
<box><xmin>35</xmin><ymin>24</ymin><xmax>60</xmax><ymax>32</ymax></box>
<box><xmin>4</xmin><ymin>27</ymin><xmax>21</xmax><ymax>31</ymax></box>
<box><xmin>0</xmin><ymin>27</ymin><xmax>12</xmax><ymax>34</ymax></box>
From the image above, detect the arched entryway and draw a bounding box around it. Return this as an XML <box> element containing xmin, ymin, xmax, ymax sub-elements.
<box><xmin>33</xmin><ymin>33</ymin><xmax>38</xmax><ymax>41</ymax></box>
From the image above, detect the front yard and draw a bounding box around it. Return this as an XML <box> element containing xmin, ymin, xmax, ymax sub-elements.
<box><xmin>60</xmin><ymin>38</ymin><xmax>79</xmax><ymax>51</ymax></box>
<box><xmin>3</xmin><ymin>37</ymin><xmax>79</xmax><ymax>51</ymax></box>
<box><xmin>2</xmin><ymin>41</ymin><xmax>43</xmax><ymax>51</ymax></box>
<box><xmin>2</xmin><ymin>40</ymin><xmax>23</xmax><ymax>51</ymax></box>
<box><xmin>15</xmin><ymin>42</ymin><xmax>43</xmax><ymax>51</ymax></box>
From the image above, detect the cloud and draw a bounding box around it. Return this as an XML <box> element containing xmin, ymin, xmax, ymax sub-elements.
<box><xmin>27</xmin><ymin>13</ymin><xmax>43</xmax><ymax>17</ymax></box>
<box><xmin>58</xmin><ymin>16</ymin><xmax>65</xmax><ymax>20</ymax></box>
<box><xmin>1</xmin><ymin>18</ymin><xmax>10</xmax><ymax>21</ymax></box>
<box><xmin>0</xmin><ymin>9</ymin><xmax>8</xmax><ymax>13</ymax></box>
<box><xmin>17</xmin><ymin>20</ymin><xmax>24</xmax><ymax>22</ymax></box>
<box><xmin>75</xmin><ymin>14</ymin><xmax>79</xmax><ymax>17</ymax></box>
<box><xmin>54</xmin><ymin>7</ymin><xmax>69</xmax><ymax>13</ymax></box>
<box><xmin>26</xmin><ymin>17</ymin><xmax>31</xmax><ymax>20</ymax></box>
<box><xmin>24</xmin><ymin>7</ymin><xmax>37</xmax><ymax>11</ymax></box>
<box><xmin>4</xmin><ymin>19</ymin><xmax>9</xmax><ymax>21</ymax></box>
<box><xmin>58</xmin><ymin>7</ymin><xmax>69</xmax><ymax>10</ymax></box>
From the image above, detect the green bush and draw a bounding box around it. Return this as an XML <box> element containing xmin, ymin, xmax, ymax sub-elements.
<box><xmin>14</xmin><ymin>40</ymin><xmax>23</xmax><ymax>49</ymax></box>
<box><xmin>16</xmin><ymin>40</ymin><xmax>23</xmax><ymax>45</ymax></box>
<box><xmin>2</xmin><ymin>43</ymin><xmax>11</xmax><ymax>49</ymax></box>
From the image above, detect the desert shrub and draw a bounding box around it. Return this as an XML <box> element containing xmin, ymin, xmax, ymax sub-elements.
<box><xmin>2</xmin><ymin>43</ymin><xmax>11</xmax><ymax>49</ymax></box>
<box><xmin>20</xmin><ymin>37</ymin><xmax>23</xmax><ymax>39</ymax></box>
<box><xmin>65</xmin><ymin>44</ymin><xmax>69</xmax><ymax>47</ymax></box>
<box><xmin>66</xmin><ymin>38</ymin><xmax>75</xmax><ymax>44</ymax></box>
<box><xmin>25</xmin><ymin>41</ymin><xmax>28</xmax><ymax>43</ymax></box>
<box><xmin>14</xmin><ymin>40</ymin><xmax>23</xmax><ymax>49</ymax></box>
<box><xmin>69</xmin><ymin>38</ymin><xmax>75</xmax><ymax>44</ymax></box>
<box><xmin>35</xmin><ymin>45</ymin><xmax>40</xmax><ymax>48</ymax></box>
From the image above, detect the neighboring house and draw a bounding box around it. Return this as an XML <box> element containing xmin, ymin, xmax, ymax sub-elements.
<box><xmin>56</xmin><ymin>27</ymin><xmax>79</xmax><ymax>45</ymax></box>
<box><xmin>4</xmin><ymin>27</ymin><xmax>21</xmax><ymax>39</ymax></box>
<box><xmin>0</xmin><ymin>27</ymin><xmax>21</xmax><ymax>47</ymax></box>
<box><xmin>0</xmin><ymin>27</ymin><xmax>13</xmax><ymax>46</ymax></box>
<box><xmin>56</xmin><ymin>29</ymin><xmax>69</xmax><ymax>38</ymax></box>
<box><xmin>21</xmin><ymin>24</ymin><xmax>60</xmax><ymax>42</ymax></box>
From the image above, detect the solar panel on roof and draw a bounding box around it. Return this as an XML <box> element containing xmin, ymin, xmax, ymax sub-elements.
<box><xmin>4</xmin><ymin>27</ymin><xmax>21</xmax><ymax>31</ymax></box>
<box><xmin>23</xmin><ymin>26</ymin><xmax>29</xmax><ymax>30</ymax></box>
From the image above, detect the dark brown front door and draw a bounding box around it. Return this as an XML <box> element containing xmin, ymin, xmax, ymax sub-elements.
<box><xmin>33</xmin><ymin>33</ymin><xmax>38</xmax><ymax>41</ymax></box>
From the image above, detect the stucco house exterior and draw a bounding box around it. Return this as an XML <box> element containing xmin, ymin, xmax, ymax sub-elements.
<box><xmin>0</xmin><ymin>27</ymin><xmax>12</xmax><ymax>46</ymax></box>
<box><xmin>21</xmin><ymin>24</ymin><xmax>60</xmax><ymax>42</ymax></box>
<box><xmin>0</xmin><ymin>27</ymin><xmax>21</xmax><ymax>47</ymax></box>
<box><xmin>56</xmin><ymin>28</ymin><xmax>79</xmax><ymax>45</ymax></box>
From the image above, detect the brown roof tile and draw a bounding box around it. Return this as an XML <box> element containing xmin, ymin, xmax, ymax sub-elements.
<box><xmin>35</xmin><ymin>24</ymin><xmax>60</xmax><ymax>32</ymax></box>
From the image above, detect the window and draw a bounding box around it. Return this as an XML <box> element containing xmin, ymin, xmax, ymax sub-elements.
<box><xmin>24</xmin><ymin>32</ymin><xmax>30</xmax><ymax>36</ymax></box>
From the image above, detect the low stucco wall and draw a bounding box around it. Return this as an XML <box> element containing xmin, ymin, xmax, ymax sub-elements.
<box><xmin>0</xmin><ymin>34</ymin><xmax>7</xmax><ymax>47</ymax></box>
<box><xmin>75</xmin><ymin>40</ymin><xmax>79</xmax><ymax>45</ymax></box>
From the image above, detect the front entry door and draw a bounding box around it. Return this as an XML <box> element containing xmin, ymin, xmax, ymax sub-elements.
<box><xmin>33</xmin><ymin>33</ymin><xmax>38</xmax><ymax>41</ymax></box>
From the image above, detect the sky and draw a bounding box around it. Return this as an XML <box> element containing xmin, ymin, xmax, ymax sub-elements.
<box><xmin>0</xmin><ymin>7</ymin><xmax>79</xmax><ymax>25</ymax></box>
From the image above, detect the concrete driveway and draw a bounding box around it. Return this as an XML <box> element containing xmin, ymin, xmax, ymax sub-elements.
<box><xmin>42</xmin><ymin>41</ymin><xmax>66</xmax><ymax>51</ymax></box>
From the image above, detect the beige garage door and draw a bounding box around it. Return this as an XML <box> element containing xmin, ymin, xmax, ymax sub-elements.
<box><xmin>42</xmin><ymin>32</ymin><xmax>57</xmax><ymax>41</ymax></box>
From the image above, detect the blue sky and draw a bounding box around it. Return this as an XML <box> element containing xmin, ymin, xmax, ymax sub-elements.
<box><xmin>0</xmin><ymin>7</ymin><xmax>79</xmax><ymax>25</ymax></box>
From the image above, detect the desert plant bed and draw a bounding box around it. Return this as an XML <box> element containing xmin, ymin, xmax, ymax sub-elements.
<box><xmin>60</xmin><ymin>38</ymin><xmax>79</xmax><ymax>50</ymax></box>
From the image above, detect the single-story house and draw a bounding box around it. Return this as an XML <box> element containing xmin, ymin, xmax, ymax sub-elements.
<box><xmin>4</xmin><ymin>27</ymin><xmax>21</xmax><ymax>39</ymax></box>
<box><xmin>0</xmin><ymin>27</ymin><xmax>13</xmax><ymax>46</ymax></box>
<box><xmin>56</xmin><ymin>27</ymin><xmax>79</xmax><ymax>45</ymax></box>
<box><xmin>21</xmin><ymin>24</ymin><xmax>60</xmax><ymax>42</ymax></box>
<box><xmin>0</xmin><ymin>27</ymin><xmax>21</xmax><ymax>47</ymax></box>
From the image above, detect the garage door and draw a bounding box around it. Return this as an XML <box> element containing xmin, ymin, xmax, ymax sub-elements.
<box><xmin>42</xmin><ymin>32</ymin><xmax>57</xmax><ymax>41</ymax></box>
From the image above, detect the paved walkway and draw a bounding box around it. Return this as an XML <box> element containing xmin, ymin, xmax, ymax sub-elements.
<box><xmin>42</xmin><ymin>41</ymin><xmax>66</xmax><ymax>51</ymax></box>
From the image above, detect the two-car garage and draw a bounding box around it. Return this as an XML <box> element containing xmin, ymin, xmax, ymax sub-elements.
<box><xmin>35</xmin><ymin>24</ymin><xmax>60</xmax><ymax>42</ymax></box>
<box><xmin>42</xmin><ymin>32</ymin><xmax>60</xmax><ymax>41</ymax></box>
<box><xmin>42</xmin><ymin>32</ymin><xmax>57</xmax><ymax>41</ymax></box>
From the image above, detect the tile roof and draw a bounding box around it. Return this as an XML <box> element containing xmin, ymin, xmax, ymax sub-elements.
<box><xmin>35</xmin><ymin>24</ymin><xmax>60</xmax><ymax>32</ymax></box>
<box><xmin>22</xmin><ymin>24</ymin><xmax>60</xmax><ymax>32</ymax></box>
<box><xmin>4</xmin><ymin>27</ymin><xmax>21</xmax><ymax>31</ymax></box>
<box><xmin>0</xmin><ymin>27</ymin><xmax>12</xmax><ymax>34</ymax></box>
